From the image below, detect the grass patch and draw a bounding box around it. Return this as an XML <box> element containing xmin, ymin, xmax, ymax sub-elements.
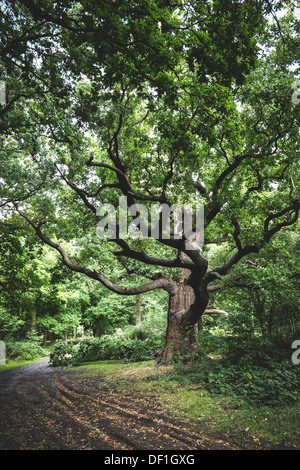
<box><xmin>0</xmin><ymin>357</ymin><xmax>44</xmax><ymax>372</ymax></box>
<box><xmin>152</xmin><ymin>380</ymin><xmax>300</xmax><ymax>448</ymax></box>
<box><xmin>71</xmin><ymin>359</ymin><xmax>173</xmax><ymax>385</ymax></box>
<box><xmin>70</xmin><ymin>359</ymin><xmax>300</xmax><ymax>449</ymax></box>
<box><xmin>70</xmin><ymin>359</ymin><xmax>133</xmax><ymax>377</ymax></box>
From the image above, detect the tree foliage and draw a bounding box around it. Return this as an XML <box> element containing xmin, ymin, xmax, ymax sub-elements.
<box><xmin>0</xmin><ymin>1</ymin><xmax>299</xmax><ymax>363</ymax></box>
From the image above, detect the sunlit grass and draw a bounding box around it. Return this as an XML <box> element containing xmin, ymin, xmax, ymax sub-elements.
<box><xmin>70</xmin><ymin>359</ymin><xmax>300</xmax><ymax>448</ymax></box>
<box><xmin>0</xmin><ymin>357</ymin><xmax>43</xmax><ymax>372</ymax></box>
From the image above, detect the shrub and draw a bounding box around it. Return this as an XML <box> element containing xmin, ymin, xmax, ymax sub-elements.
<box><xmin>70</xmin><ymin>337</ymin><xmax>122</xmax><ymax>365</ymax></box>
<box><xmin>202</xmin><ymin>358</ymin><xmax>300</xmax><ymax>406</ymax></box>
<box><xmin>198</xmin><ymin>331</ymin><xmax>225</xmax><ymax>355</ymax></box>
<box><xmin>49</xmin><ymin>341</ymin><xmax>73</xmax><ymax>367</ymax></box>
<box><xmin>169</xmin><ymin>337</ymin><xmax>300</xmax><ymax>407</ymax></box>
<box><xmin>49</xmin><ymin>324</ymin><xmax>165</xmax><ymax>367</ymax></box>
<box><xmin>71</xmin><ymin>332</ymin><xmax>164</xmax><ymax>366</ymax></box>
<box><xmin>6</xmin><ymin>341</ymin><xmax>48</xmax><ymax>361</ymax></box>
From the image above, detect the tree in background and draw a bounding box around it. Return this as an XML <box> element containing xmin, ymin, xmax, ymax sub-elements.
<box><xmin>212</xmin><ymin>231</ymin><xmax>300</xmax><ymax>344</ymax></box>
<box><xmin>0</xmin><ymin>224</ymin><xmax>85</xmax><ymax>342</ymax></box>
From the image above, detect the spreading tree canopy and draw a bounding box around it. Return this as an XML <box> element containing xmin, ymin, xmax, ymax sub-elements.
<box><xmin>0</xmin><ymin>0</ymin><xmax>299</xmax><ymax>362</ymax></box>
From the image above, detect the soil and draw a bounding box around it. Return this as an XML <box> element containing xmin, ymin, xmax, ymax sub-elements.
<box><xmin>0</xmin><ymin>358</ymin><xmax>293</xmax><ymax>451</ymax></box>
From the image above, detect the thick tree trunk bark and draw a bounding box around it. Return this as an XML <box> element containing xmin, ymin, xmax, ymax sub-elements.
<box><xmin>156</xmin><ymin>267</ymin><xmax>208</xmax><ymax>364</ymax></box>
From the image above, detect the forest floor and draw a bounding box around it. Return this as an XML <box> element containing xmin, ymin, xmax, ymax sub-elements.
<box><xmin>0</xmin><ymin>357</ymin><xmax>295</xmax><ymax>451</ymax></box>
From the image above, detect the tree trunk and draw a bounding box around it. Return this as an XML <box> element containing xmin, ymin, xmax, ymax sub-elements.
<box><xmin>253</xmin><ymin>290</ymin><xmax>267</xmax><ymax>336</ymax></box>
<box><xmin>63</xmin><ymin>330</ymin><xmax>68</xmax><ymax>343</ymax></box>
<box><xmin>136</xmin><ymin>294</ymin><xmax>141</xmax><ymax>325</ymax></box>
<box><xmin>268</xmin><ymin>302</ymin><xmax>275</xmax><ymax>335</ymax></box>
<box><xmin>43</xmin><ymin>328</ymin><xmax>48</xmax><ymax>346</ymax></box>
<box><xmin>157</xmin><ymin>270</ymin><xmax>208</xmax><ymax>364</ymax></box>
<box><xmin>95</xmin><ymin>320</ymin><xmax>101</xmax><ymax>338</ymax></box>
<box><xmin>31</xmin><ymin>306</ymin><xmax>37</xmax><ymax>329</ymax></box>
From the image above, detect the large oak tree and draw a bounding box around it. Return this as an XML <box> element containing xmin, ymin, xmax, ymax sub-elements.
<box><xmin>0</xmin><ymin>0</ymin><xmax>299</xmax><ymax>362</ymax></box>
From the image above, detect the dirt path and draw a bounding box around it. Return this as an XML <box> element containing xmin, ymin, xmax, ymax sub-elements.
<box><xmin>0</xmin><ymin>358</ymin><xmax>288</xmax><ymax>451</ymax></box>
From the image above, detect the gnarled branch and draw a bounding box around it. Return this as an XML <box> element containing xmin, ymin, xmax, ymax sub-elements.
<box><xmin>14</xmin><ymin>206</ymin><xmax>177</xmax><ymax>296</ymax></box>
<box><xmin>203</xmin><ymin>309</ymin><xmax>228</xmax><ymax>317</ymax></box>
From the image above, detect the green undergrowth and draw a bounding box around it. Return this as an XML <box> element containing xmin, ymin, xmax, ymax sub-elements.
<box><xmin>49</xmin><ymin>324</ymin><xmax>165</xmax><ymax>367</ymax></box>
